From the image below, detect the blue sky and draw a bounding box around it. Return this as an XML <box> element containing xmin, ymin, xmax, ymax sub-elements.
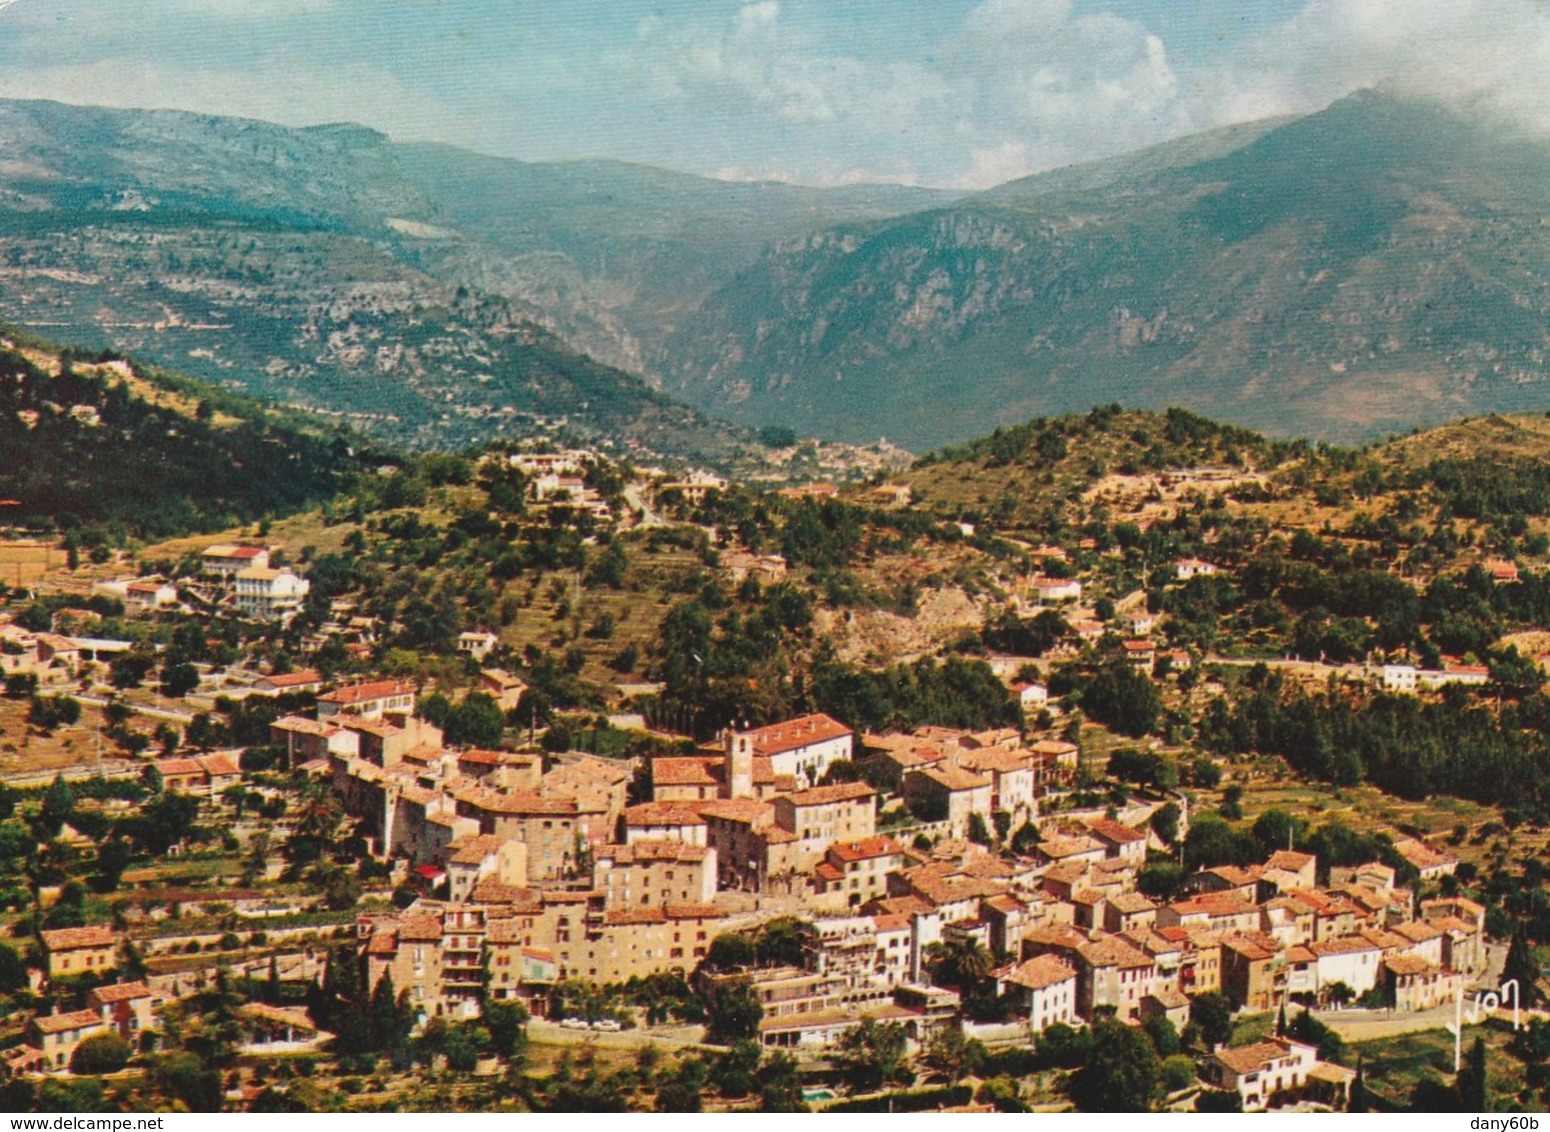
<box><xmin>0</xmin><ymin>0</ymin><xmax>1546</xmax><ymax>188</ymax></box>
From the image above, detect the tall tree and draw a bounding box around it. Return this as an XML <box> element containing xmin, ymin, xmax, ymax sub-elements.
<box><xmin>1067</xmin><ymin>1019</ymin><xmax>1160</xmax><ymax>1112</ymax></box>
<box><xmin>1504</xmin><ymin>925</ymin><xmax>1541</xmax><ymax>1008</ymax></box>
<box><xmin>1349</xmin><ymin>1056</ymin><xmax>1367</xmax><ymax>1113</ymax></box>
<box><xmin>757</xmin><ymin>1053</ymin><xmax>808</xmax><ymax>1113</ymax></box>
<box><xmin>1460</xmin><ymin>1036</ymin><xmax>1488</xmax><ymax>1112</ymax></box>
<box><xmin>835</xmin><ymin>1018</ymin><xmax>910</xmax><ymax>1093</ymax></box>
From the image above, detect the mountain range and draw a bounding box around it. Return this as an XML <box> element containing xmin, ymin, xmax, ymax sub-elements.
<box><xmin>656</xmin><ymin>92</ymin><xmax>1550</xmax><ymax>448</ymax></box>
<box><xmin>1</xmin><ymin>91</ymin><xmax>1548</xmax><ymax>452</ymax></box>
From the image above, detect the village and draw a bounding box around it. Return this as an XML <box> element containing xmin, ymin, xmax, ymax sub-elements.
<box><xmin>0</xmin><ymin>427</ymin><xmax>1536</xmax><ymax>1115</ymax></box>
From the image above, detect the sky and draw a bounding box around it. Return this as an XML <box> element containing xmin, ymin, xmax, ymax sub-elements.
<box><xmin>0</xmin><ymin>0</ymin><xmax>1548</xmax><ymax>189</ymax></box>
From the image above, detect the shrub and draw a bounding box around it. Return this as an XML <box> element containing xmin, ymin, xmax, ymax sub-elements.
<box><xmin>70</xmin><ymin>1032</ymin><xmax>131</xmax><ymax>1075</ymax></box>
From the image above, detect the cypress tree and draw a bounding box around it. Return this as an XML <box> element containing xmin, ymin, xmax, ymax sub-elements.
<box><xmin>1349</xmin><ymin>1056</ymin><xmax>1366</xmax><ymax>1113</ymax></box>
<box><xmin>1504</xmin><ymin>926</ymin><xmax>1540</xmax><ymax>1008</ymax></box>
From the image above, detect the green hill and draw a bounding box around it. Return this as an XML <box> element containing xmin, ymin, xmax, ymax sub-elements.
<box><xmin>0</xmin><ymin>330</ymin><xmax>371</xmax><ymax>537</ymax></box>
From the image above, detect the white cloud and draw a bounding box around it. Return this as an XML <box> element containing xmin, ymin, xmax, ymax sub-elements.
<box><xmin>1222</xmin><ymin>0</ymin><xmax>1550</xmax><ymax>131</ymax></box>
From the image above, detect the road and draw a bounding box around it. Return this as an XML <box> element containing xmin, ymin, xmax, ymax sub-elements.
<box><xmin>75</xmin><ymin>692</ymin><xmax>195</xmax><ymax>725</ymax></box>
<box><xmin>622</xmin><ymin>483</ymin><xmax>668</xmax><ymax>529</ymax></box>
<box><xmin>0</xmin><ymin>759</ymin><xmax>141</xmax><ymax>786</ymax></box>
<box><xmin>526</xmin><ymin>1018</ymin><xmax>711</xmax><ymax>1052</ymax></box>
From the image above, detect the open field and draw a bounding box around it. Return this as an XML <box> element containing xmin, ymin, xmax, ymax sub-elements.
<box><xmin>0</xmin><ymin>539</ymin><xmax>61</xmax><ymax>587</ymax></box>
<box><xmin>0</xmin><ymin>695</ymin><xmax>119</xmax><ymax>778</ymax></box>
<box><xmin>1352</xmin><ymin>1021</ymin><xmax>1532</xmax><ymax>1110</ymax></box>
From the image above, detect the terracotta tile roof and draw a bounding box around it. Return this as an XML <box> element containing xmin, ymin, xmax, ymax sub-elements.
<box><xmin>318</xmin><ymin>679</ymin><xmax>416</xmax><ymax>705</ymax></box>
<box><xmin>829</xmin><ymin>835</ymin><xmax>905</xmax><ymax>863</ymax></box>
<box><xmin>472</xmin><ymin>880</ymin><xmax>544</xmax><ymax>910</ymax></box>
<box><xmin>32</xmin><ymin>1009</ymin><xmax>104</xmax><ymax>1035</ymax></box>
<box><xmin>954</xmin><ymin>747</ymin><xmax>1031</xmax><ymax>774</ymax></box>
<box><xmin>1385</xmin><ymin>955</ymin><xmax>1439</xmax><ymax>976</ymax></box>
<box><xmin>459</xmin><ymin>748</ymin><xmax>535</xmax><ymax>767</ymax></box>
<box><xmin>1077</xmin><ymin>936</ymin><xmax>1154</xmax><ymax>969</ymax></box>
<box><xmin>1393</xmin><ymin>838</ymin><xmax>1457</xmax><ymax>871</ymax></box>
<box><xmin>910</xmin><ymin>763</ymin><xmax>990</xmax><ymax>792</ymax></box>
<box><xmin>469</xmin><ymin>790</ymin><xmax>577</xmax><ymax>816</ymax></box>
<box><xmin>397</xmin><ymin>915</ymin><xmax>444</xmax><ymax>943</ymax></box>
<box><xmin>605</xmin><ymin>907</ymin><xmax>667</xmax><ymax>926</ymax></box>
<box><xmin>263</xmin><ymin>669</ymin><xmax>323</xmax><ymax>688</ymax></box>
<box><xmin>598</xmin><ymin>840</ymin><xmax>709</xmax><ymax>864</ymax></box>
<box><xmin>662</xmin><ymin>903</ymin><xmax>722</xmax><ymax>920</ymax></box>
<box><xmin>42</xmin><ymin>925</ymin><xmax>117</xmax><ymax>951</ymax></box>
<box><xmin>1309</xmin><ymin>935</ymin><xmax>1379</xmax><ymax>957</ymax></box>
<box><xmin>365</xmin><ymin>930</ymin><xmax>398</xmax><ymax>957</ymax></box>
<box><xmin>1221</xmin><ymin>934</ymin><xmax>1277</xmax><ymax>962</ymax></box>
<box><xmin>1265</xmin><ymin>850</ymin><xmax>1315</xmax><ymax>872</ymax></box>
<box><xmin>696</xmin><ymin>798</ymin><xmax>771</xmax><ymax>824</ymax></box>
<box><xmin>271</xmin><ymin>715</ymin><xmax>341</xmax><ymax>737</ymax></box>
<box><xmin>1392</xmin><ymin>920</ymin><xmax>1443</xmax><ymax>943</ymax></box>
<box><xmin>1000</xmin><ymin>954</ymin><xmax>1077</xmax><ymax>991</ymax></box>
<box><xmin>781</xmin><ymin>782</ymin><xmax>875</xmax><ymax>806</ymax></box>
<box><xmin>447</xmin><ymin>834</ymin><xmax>507</xmax><ymax>864</ymax></box>
<box><xmin>1084</xmin><ymin>817</ymin><xmax>1146</xmax><ymax>844</ymax></box>
<box><xmin>1109</xmin><ymin>892</ymin><xmax>1157</xmax><ymax>914</ymax></box>
<box><xmin>197</xmin><ymin>752</ymin><xmax>241</xmax><ymax>776</ymax></box>
<box><xmin>1038</xmin><ymin>834</ymin><xmax>1104</xmax><ymax>860</ymax></box>
<box><xmin>1042</xmin><ymin>861</ymin><xmax>1090</xmax><ymax>886</ymax></box>
<box><xmin>1212</xmin><ymin>1039</ymin><xmax>1302</xmax><ymax>1076</ymax></box>
<box><xmin>864</xmin><ymin>895</ymin><xmax>938</xmax><ymax>918</ymax></box>
<box><xmin>652</xmin><ymin>757</ymin><xmax>723</xmax><ymax>788</ymax></box>
<box><xmin>1432</xmin><ymin>915</ymin><xmax>1478</xmax><ymax>936</ymax></box>
<box><xmin>89</xmin><ymin>981</ymin><xmax>152</xmax><ymax>1004</ymax></box>
<box><xmin>1203</xmin><ymin>864</ymin><xmax>1263</xmax><ymax>887</ymax></box>
<box><xmin>623</xmin><ymin>801</ymin><xmax>709</xmax><ymax>826</ymax></box>
<box><xmin>744</xmin><ymin>713</ymin><xmax>853</xmax><ymax>757</ymax></box>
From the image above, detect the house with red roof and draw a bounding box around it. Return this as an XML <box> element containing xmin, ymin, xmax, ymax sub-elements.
<box><xmin>316</xmin><ymin>678</ymin><xmax>416</xmax><ymax>721</ymax></box>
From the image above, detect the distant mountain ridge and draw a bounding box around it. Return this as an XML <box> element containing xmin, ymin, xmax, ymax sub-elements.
<box><xmin>0</xmin><ymin>97</ymin><xmax>951</xmax><ymax>456</ymax></box>
<box><xmin>654</xmin><ymin>91</ymin><xmax>1550</xmax><ymax>449</ymax></box>
<box><xmin>4</xmin><ymin>92</ymin><xmax>1550</xmax><ymax>454</ymax></box>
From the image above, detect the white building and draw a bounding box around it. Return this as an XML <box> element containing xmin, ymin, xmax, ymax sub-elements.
<box><xmin>234</xmin><ymin>567</ymin><xmax>310</xmax><ymax>620</ymax></box>
<box><xmin>730</xmin><ymin>714</ymin><xmax>854</xmax><ymax>789</ymax></box>
<box><xmin>1173</xmin><ymin>558</ymin><xmax>1217</xmax><ymax>580</ymax></box>
<box><xmin>315</xmin><ymin>679</ymin><xmax>416</xmax><ymax>722</ymax></box>
<box><xmin>456</xmin><ymin>631</ymin><xmax>499</xmax><ymax>662</ymax></box>
<box><xmin>1378</xmin><ymin>665</ymin><xmax>1418</xmax><ymax>694</ymax></box>
<box><xmin>1011</xmin><ymin>681</ymin><xmax>1048</xmax><ymax>712</ymax></box>
<box><xmin>1418</xmin><ymin>665</ymin><xmax>1489</xmax><ymax>690</ymax></box>
<box><xmin>1204</xmin><ymin>1039</ymin><xmax>1319</xmax><ymax>1111</ymax></box>
<box><xmin>1030</xmin><ymin>576</ymin><xmax>1083</xmax><ymax>603</ymax></box>
<box><xmin>1309</xmin><ymin>937</ymin><xmax>1382</xmax><ymax>996</ymax></box>
<box><xmin>995</xmin><ymin>955</ymin><xmax>1078</xmax><ymax>1034</ymax></box>
<box><xmin>202</xmin><ymin>544</ymin><xmax>270</xmax><ymax>578</ymax></box>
